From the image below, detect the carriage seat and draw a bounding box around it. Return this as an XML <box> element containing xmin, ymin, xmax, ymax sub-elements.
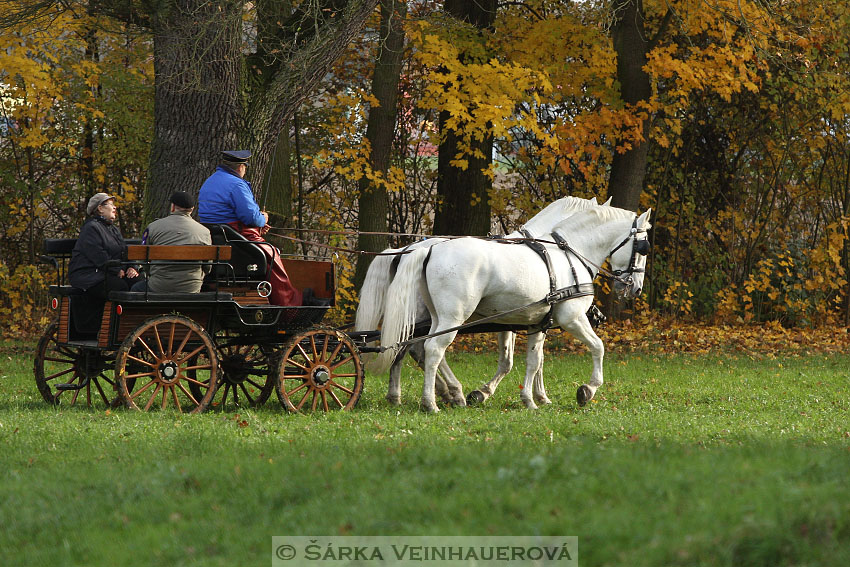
<box><xmin>49</xmin><ymin>285</ymin><xmax>85</xmax><ymax>296</ymax></box>
<box><xmin>108</xmin><ymin>291</ymin><xmax>233</xmax><ymax>302</ymax></box>
<box><xmin>202</xmin><ymin>224</ymin><xmax>269</xmax><ymax>282</ymax></box>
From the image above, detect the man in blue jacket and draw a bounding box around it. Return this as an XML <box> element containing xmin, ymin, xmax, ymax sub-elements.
<box><xmin>198</xmin><ymin>150</ymin><xmax>302</xmax><ymax>306</ymax></box>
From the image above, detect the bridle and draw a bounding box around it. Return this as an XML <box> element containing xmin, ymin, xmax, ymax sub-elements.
<box><xmin>606</xmin><ymin>216</ymin><xmax>650</xmax><ymax>288</ymax></box>
<box><xmin>547</xmin><ymin>215</ymin><xmax>650</xmax><ymax>290</ymax></box>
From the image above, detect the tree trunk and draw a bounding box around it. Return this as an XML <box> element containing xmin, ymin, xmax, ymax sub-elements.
<box><xmin>433</xmin><ymin>0</ymin><xmax>497</xmax><ymax>237</ymax></box>
<box><xmin>603</xmin><ymin>0</ymin><xmax>653</xmax><ymax>317</ymax></box>
<box><xmin>353</xmin><ymin>0</ymin><xmax>407</xmax><ymax>291</ymax></box>
<box><xmin>608</xmin><ymin>0</ymin><xmax>652</xmax><ymax>212</ymax></box>
<box><xmin>264</xmin><ymin>124</ymin><xmax>296</xmax><ymax>254</ymax></box>
<box><xmin>145</xmin><ymin>0</ymin><xmax>243</xmax><ymax>222</ymax></box>
<box><xmin>143</xmin><ymin>0</ymin><xmax>379</xmax><ymax>223</ymax></box>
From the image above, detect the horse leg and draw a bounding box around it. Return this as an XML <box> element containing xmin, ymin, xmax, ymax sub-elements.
<box><xmin>386</xmin><ymin>346</ymin><xmax>408</xmax><ymax>405</ymax></box>
<box><xmin>421</xmin><ymin>331</ymin><xmax>457</xmax><ymax>413</ymax></box>
<box><xmin>407</xmin><ymin>342</ymin><xmax>454</xmax><ymax>404</ymax></box>
<box><xmin>438</xmin><ymin>356</ymin><xmax>466</xmax><ymax>406</ymax></box>
<box><xmin>561</xmin><ymin>315</ymin><xmax>604</xmax><ymax>406</ymax></box>
<box><xmin>527</xmin><ymin>332</ymin><xmax>552</xmax><ymax>406</ymax></box>
<box><xmin>520</xmin><ymin>332</ymin><xmax>546</xmax><ymax>409</ymax></box>
<box><xmin>467</xmin><ymin>331</ymin><xmax>514</xmax><ymax>406</ymax></box>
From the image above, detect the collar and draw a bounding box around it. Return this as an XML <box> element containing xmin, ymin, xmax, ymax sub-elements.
<box><xmin>218</xmin><ymin>165</ymin><xmax>242</xmax><ymax>178</ymax></box>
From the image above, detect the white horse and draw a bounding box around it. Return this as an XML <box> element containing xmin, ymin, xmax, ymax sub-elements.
<box><xmin>355</xmin><ymin>196</ymin><xmax>608</xmax><ymax>407</ymax></box>
<box><xmin>373</xmin><ymin>206</ymin><xmax>651</xmax><ymax>412</ymax></box>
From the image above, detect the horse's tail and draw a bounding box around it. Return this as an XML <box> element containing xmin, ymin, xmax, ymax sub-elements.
<box><xmin>369</xmin><ymin>246</ymin><xmax>431</xmax><ymax>374</ymax></box>
<box><xmin>354</xmin><ymin>252</ymin><xmax>396</xmax><ymax>333</ymax></box>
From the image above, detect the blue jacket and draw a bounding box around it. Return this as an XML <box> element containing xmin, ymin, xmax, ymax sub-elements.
<box><xmin>197</xmin><ymin>166</ymin><xmax>265</xmax><ymax>227</ymax></box>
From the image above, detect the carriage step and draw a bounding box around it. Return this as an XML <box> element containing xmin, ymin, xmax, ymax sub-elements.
<box><xmin>56</xmin><ymin>376</ymin><xmax>91</xmax><ymax>391</ymax></box>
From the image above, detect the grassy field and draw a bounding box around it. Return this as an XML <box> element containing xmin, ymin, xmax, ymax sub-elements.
<box><xmin>1</xmin><ymin>339</ymin><xmax>850</xmax><ymax>566</ymax></box>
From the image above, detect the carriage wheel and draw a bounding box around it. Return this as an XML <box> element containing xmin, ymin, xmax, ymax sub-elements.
<box><xmin>114</xmin><ymin>315</ymin><xmax>219</xmax><ymax>413</ymax></box>
<box><xmin>33</xmin><ymin>322</ymin><xmax>117</xmax><ymax>407</ymax></box>
<box><xmin>275</xmin><ymin>328</ymin><xmax>364</xmax><ymax>412</ymax></box>
<box><xmin>207</xmin><ymin>333</ymin><xmax>275</xmax><ymax>409</ymax></box>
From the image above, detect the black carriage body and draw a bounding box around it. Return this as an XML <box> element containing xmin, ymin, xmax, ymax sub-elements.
<box><xmin>35</xmin><ymin>231</ymin><xmax>362</xmax><ymax>413</ymax></box>
<box><xmin>43</xmin><ymin>234</ymin><xmax>335</xmax><ymax>349</ymax></box>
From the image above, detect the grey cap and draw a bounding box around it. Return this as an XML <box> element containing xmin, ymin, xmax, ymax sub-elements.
<box><xmin>86</xmin><ymin>193</ymin><xmax>115</xmax><ymax>215</ymax></box>
<box><xmin>221</xmin><ymin>150</ymin><xmax>251</xmax><ymax>163</ymax></box>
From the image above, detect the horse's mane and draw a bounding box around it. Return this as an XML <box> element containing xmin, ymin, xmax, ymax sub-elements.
<box><xmin>552</xmin><ymin>206</ymin><xmax>651</xmax><ymax>233</ymax></box>
<box><xmin>521</xmin><ymin>196</ymin><xmax>598</xmax><ymax>231</ymax></box>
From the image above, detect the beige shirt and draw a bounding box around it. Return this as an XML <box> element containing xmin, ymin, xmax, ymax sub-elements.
<box><xmin>144</xmin><ymin>211</ymin><xmax>212</xmax><ymax>293</ymax></box>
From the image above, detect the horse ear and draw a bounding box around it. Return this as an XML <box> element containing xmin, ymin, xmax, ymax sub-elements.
<box><xmin>638</xmin><ymin>208</ymin><xmax>652</xmax><ymax>228</ymax></box>
<box><xmin>603</xmin><ymin>197</ymin><xmax>613</xmax><ymax>206</ymax></box>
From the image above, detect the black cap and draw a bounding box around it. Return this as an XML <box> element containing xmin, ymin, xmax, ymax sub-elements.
<box><xmin>170</xmin><ymin>191</ymin><xmax>194</xmax><ymax>209</ymax></box>
<box><xmin>221</xmin><ymin>150</ymin><xmax>251</xmax><ymax>164</ymax></box>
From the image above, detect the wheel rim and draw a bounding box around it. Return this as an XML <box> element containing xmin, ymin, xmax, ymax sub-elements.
<box><xmin>115</xmin><ymin>315</ymin><xmax>219</xmax><ymax>413</ymax></box>
<box><xmin>34</xmin><ymin>322</ymin><xmax>117</xmax><ymax>407</ymax></box>
<box><xmin>275</xmin><ymin>329</ymin><xmax>363</xmax><ymax>412</ymax></box>
<box><xmin>210</xmin><ymin>333</ymin><xmax>274</xmax><ymax>409</ymax></box>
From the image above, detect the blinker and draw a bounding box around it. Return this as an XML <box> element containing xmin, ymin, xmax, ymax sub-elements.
<box><xmin>635</xmin><ymin>239</ymin><xmax>651</xmax><ymax>256</ymax></box>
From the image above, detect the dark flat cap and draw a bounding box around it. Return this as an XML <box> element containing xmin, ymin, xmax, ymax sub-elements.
<box><xmin>170</xmin><ymin>191</ymin><xmax>194</xmax><ymax>209</ymax></box>
<box><xmin>221</xmin><ymin>150</ymin><xmax>251</xmax><ymax>163</ymax></box>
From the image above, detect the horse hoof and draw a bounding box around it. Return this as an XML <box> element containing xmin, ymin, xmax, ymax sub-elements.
<box><xmin>466</xmin><ymin>390</ymin><xmax>486</xmax><ymax>406</ymax></box>
<box><xmin>576</xmin><ymin>385</ymin><xmax>594</xmax><ymax>406</ymax></box>
<box><xmin>420</xmin><ymin>402</ymin><xmax>440</xmax><ymax>414</ymax></box>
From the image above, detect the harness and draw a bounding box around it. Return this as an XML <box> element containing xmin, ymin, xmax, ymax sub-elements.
<box><xmin>377</xmin><ymin>216</ymin><xmax>649</xmax><ymax>352</ymax></box>
<box><xmin>520</xmin><ymin>229</ymin><xmax>595</xmax><ymax>332</ymax></box>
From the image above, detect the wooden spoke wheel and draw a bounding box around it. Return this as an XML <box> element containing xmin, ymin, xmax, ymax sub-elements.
<box><xmin>275</xmin><ymin>328</ymin><xmax>364</xmax><ymax>413</ymax></box>
<box><xmin>34</xmin><ymin>322</ymin><xmax>118</xmax><ymax>407</ymax></box>
<box><xmin>208</xmin><ymin>333</ymin><xmax>275</xmax><ymax>409</ymax></box>
<box><xmin>115</xmin><ymin>315</ymin><xmax>219</xmax><ymax>413</ymax></box>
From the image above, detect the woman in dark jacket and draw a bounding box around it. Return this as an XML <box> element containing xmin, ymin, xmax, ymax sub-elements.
<box><xmin>69</xmin><ymin>193</ymin><xmax>140</xmax><ymax>300</ymax></box>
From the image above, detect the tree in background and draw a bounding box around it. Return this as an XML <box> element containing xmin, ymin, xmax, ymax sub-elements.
<box><xmin>0</xmin><ymin>6</ymin><xmax>153</xmax><ymax>265</ymax></box>
<box><xmin>353</xmin><ymin>0</ymin><xmax>407</xmax><ymax>291</ymax></box>
<box><xmin>433</xmin><ymin>0</ymin><xmax>497</xmax><ymax>236</ymax></box>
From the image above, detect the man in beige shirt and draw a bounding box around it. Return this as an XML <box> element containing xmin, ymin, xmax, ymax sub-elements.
<box><xmin>132</xmin><ymin>192</ymin><xmax>212</xmax><ymax>293</ymax></box>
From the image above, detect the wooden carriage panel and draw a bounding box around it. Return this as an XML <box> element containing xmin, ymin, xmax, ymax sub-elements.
<box><xmin>58</xmin><ymin>297</ymin><xmax>71</xmax><ymax>343</ymax></box>
<box><xmin>126</xmin><ymin>245</ymin><xmax>232</xmax><ymax>262</ymax></box>
<box><xmin>219</xmin><ymin>285</ymin><xmax>269</xmax><ymax>305</ymax></box>
<box><xmin>98</xmin><ymin>302</ymin><xmax>114</xmax><ymax>348</ymax></box>
<box><xmin>283</xmin><ymin>259</ymin><xmax>335</xmax><ymax>300</ymax></box>
<box><xmin>105</xmin><ymin>306</ymin><xmax>214</xmax><ymax>347</ymax></box>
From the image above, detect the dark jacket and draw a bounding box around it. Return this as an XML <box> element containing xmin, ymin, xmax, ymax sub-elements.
<box><xmin>69</xmin><ymin>216</ymin><xmax>127</xmax><ymax>291</ymax></box>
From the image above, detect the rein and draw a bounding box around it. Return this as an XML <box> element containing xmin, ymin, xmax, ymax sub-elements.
<box><xmin>264</xmin><ymin>218</ymin><xmax>649</xmax><ymax>289</ymax></box>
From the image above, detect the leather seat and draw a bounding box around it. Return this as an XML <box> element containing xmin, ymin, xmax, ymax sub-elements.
<box><xmin>202</xmin><ymin>224</ymin><xmax>269</xmax><ymax>282</ymax></box>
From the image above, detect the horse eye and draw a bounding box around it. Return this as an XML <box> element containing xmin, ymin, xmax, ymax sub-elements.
<box><xmin>635</xmin><ymin>240</ymin><xmax>650</xmax><ymax>255</ymax></box>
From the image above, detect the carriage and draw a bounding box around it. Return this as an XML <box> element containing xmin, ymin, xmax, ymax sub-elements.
<box><xmin>34</xmin><ymin>225</ymin><xmax>366</xmax><ymax>413</ymax></box>
<box><xmin>34</xmin><ymin>198</ymin><xmax>652</xmax><ymax>414</ymax></box>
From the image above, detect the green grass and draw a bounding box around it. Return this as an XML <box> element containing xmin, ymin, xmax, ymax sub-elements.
<box><xmin>2</xmin><ymin>342</ymin><xmax>850</xmax><ymax>566</ymax></box>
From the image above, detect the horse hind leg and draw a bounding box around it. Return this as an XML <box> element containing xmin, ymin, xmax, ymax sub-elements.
<box><xmin>408</xmin><ymin>341</ymin><xmax>455</xmax><ymax>405</ymax></box>
<box><xmin>421</xmin><ymin>331</ymin><xmax>459</xmax><ymax>413</ymax></box>
<box><xmin>467</xmin><ymin>331</ymin><xmax>515</xmax><ymax>406</ymax></box>
<box><xmin>520</xmin><ymin>332</ymin><xmax>546</xmax><ymax>409</ymax></box>
<box><xmin>386</xmin><ymin>346</ymin><xmax>408</xmax><ymax>405</ymax></box>
<box><xmin>527</xmin><ymin>333</ymin><xmax>552</xmax><ymax>406</ymax></box>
